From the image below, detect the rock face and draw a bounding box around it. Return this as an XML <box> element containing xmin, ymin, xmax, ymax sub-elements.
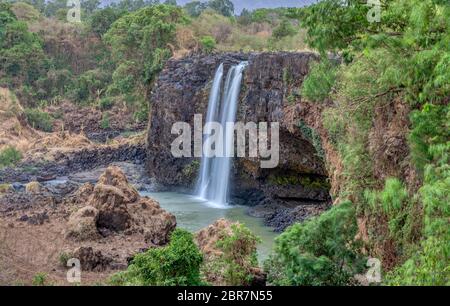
<box><xmin>65</xmin><ymin>206</ymin><xmax>100</xmax><ymax>241</ymax></box>
<box><xmin>147</xmin><ymin>52</ymin><xmax>331</xmax><ymax>226</ymax></box>
<box><xmin>65</xmin><ymin>166</ymin><xmax>176</xmax><ymax>244</ymax></box>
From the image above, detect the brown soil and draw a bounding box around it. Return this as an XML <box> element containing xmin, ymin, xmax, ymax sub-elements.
<box><xmin>0</xmin><ymin>166</ymin><xmax>175</xmax><ymax>286</ymax></box>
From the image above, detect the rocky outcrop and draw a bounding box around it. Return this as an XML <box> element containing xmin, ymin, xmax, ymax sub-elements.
<box><xmin>65</xmin><ymin>166</ymin><xmax>176</xmax><ymax>245</ymax></box>
<box><xmin>65</xmin><ymin>206</ymin><xmax>100</xmax><ymax>241</ymax></box>
<box><xmin>0</xmin><ymin>141</ymin><xmax>146</xmax><ymax>184</ymax></box>
<box><xmin>147</xmin><ymin>52</ymin><xmax>331</xmax><ymax>229</ymax></box>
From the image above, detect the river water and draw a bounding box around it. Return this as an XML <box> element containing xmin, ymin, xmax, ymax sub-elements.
<box><xmin>140</xmin><ymin>191</ymin><xmax>277</xmax><ymax>262</ymax></box>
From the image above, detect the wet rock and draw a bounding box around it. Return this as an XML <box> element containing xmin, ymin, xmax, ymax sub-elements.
<box><xmin>65</xmin><ymin>206</ymin><xmax>100</xmax><ymax>241</ymax></box>
<box><xmin>248</xmin><ymin>200</ymin><xmax>329</xmax><ymax>232</ymax></box>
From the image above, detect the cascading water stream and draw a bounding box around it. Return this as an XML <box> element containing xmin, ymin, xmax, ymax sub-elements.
<box><xmin>196</xmin><ymin>62</ymin><xmax>248</xmax><ymax>208</ymax></box>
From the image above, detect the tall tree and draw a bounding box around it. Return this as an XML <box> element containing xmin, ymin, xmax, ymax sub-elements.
<box><xmin>208</xmin><ymin>0</ymin><xmax>234</xmax><ymax>17</ymax></box>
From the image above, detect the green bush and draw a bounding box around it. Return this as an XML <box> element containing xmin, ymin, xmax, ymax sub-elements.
<box><xmin>100</xmin><ymin>112</ymin><xmax>110</xmax><ymax>130</ymax></box>
<box><xmin>200</xmin><ymin>36</ymin><xmax>216</xmax><ymax>54</ymax></box>
<box><xmin>0</xmin><ymin>146</ymin><xmax>22</xmax><ymax>168</ymax></box>
<box><xmin>301</xmin><ymin>59</ymin><xmax>337</xmax><ymax>102</ymax></box>
<box><xmin>265</xmin><ymin>201</ymin><xmax>365</xmax><ymax>285</ymax></box>
<box><xmin>32</xmin><ymin>273</ymin><xmax>47</xmax><ymax>286</ymax></box>
<box><xmin>24</xmin><ymin>108</ymin><xmax>53</xmax><ymax>132</ymax></box>
<box><xmin>203</xmin><ymin>223</ymin><xmax>260</xmax><ymax>286</ymax></box>
<box><xmin>99</xmin><ymin>97</ymin><xmax>114</xmax><ymax>111</ymax></box>
<box><xmin>272</xmin><ymin>19</ymin><xmax>297</xmax><ymax>40</ymax></box>
<box><xmin>109</xmin><ymin>229</ymin><xmax>204</xmax><ymax>286</ymax></box>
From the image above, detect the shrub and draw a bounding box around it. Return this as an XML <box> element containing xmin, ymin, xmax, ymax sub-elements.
<box><xmin>0</xmin><ymin>146</ymin><xmax>22</xmax><ymax>168</ymax></box>
<box><xmin>272</xmin><ymin>19</ymin><xmax>297</xmax><ymax>40</ymax></box>
<box><xmin>100</xmin><ymin>112</ymin><xmax>110</xmax><ymax>130</ymax></box>
<box><xmin>203</xmin><ymin>223</ymin><xmax>261</xmax><ymax>286</ymax></box>
<box><xmin>265</xmin><ymin>201</ymin><xmax>365</xmax><ymax>285</ymax></box>
<box><xmin>200</xmin><ymin>36</ymin><xmax>216</xmax><ymax>54</ymax></box>
<box><xmin>99</xmin><ymin>97</ymin><xmax>113</xmax><ymax>111</ymax></box>
<box><xmin>301</xmin><ymin>59</ymin><xmax>337</xmax><ymax>102</ymax></box>
<box><xmin>109</xmin><ymin>229</ymin><xmax>204</xmax><ymax>286</ymax></box>
<box><xmin>24</xmin><ymin>108</ymin><xmax>53</xmax><ymax>132</ymax></box>
<box><xmin>32</xmin><ymin>273</ymin><xmax>47</xmax><ymax>286</ymax></box>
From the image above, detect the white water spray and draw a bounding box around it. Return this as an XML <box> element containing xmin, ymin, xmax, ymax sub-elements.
<box><xmin>196</xmin><ymin>62</ymin><xmax>248</xmax><ymax>207</ymax></box>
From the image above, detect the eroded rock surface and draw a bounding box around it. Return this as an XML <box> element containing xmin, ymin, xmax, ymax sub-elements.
<box><xmin>66</xmin><ymin>166</ymin><xmax>176</xmax><ymax>243</ymax></box>
<box><xmin>147</xmin><ymin>52</ymin><xmax>331</xmax><ymax>230</ymax></box>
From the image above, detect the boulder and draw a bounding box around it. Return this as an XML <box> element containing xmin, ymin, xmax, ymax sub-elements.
<box><xmin>66</xmin><ymin>166</ymin><xmax>176</xmax><ymax>244</ymax></box>
<box><xmin>128</xmin><ymin>197</ymin><xmax>176</xmax><ymax>245</ymax></box>
<box><xmin>91</xmin><ymin>183</ymin><xmax>131</xmax><ymax>232</ymax></box>
<box><xmin>25</xmin><ymin>181</ymin><xmax>43</xmax><ymax>194</ymax></box>
<box><xmin>97</xmin><ymin>165</ymin><xmax>139</xmax><ymax>203</ymax></box>
<box><xmin>72</xmin><ymin>246</ymin><xmax>112</xmax><ymax>271</ymax></box>
<box><xmin>65</xmin><ymin>206</ymin><xmax>100</xmax><ymax>241</ymax></box>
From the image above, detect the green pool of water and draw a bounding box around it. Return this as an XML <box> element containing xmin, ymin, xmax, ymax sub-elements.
<box><xmin>140</xmin><ymin>191</ymin><xmax>277</xmax><ymax>262</ymax></box>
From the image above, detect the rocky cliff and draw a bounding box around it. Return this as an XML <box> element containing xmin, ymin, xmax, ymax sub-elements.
<box><xmin>147</xmin><ymin>52</ymin><xmax>331</xmax><ymax>228</ymax></box>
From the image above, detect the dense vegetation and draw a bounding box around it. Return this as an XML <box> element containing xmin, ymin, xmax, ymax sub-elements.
<box><xmin>0</xmin><ymin>0</ymin><xmax>306</xmax><ymax>130</ymax></box>
<box><xmin>1</xmin><ymin>0</ymin><xmax>448</xmax><ymax>286</ymax></box>
<box><xmin>267</xmin><ymin>0</ymin><xmax>449</xmax><ymax>285</ymax></box>
<box><xmin>110</xmin><ymin>229</ymin><xmax>204</xmax><ymax>286</ymax></box>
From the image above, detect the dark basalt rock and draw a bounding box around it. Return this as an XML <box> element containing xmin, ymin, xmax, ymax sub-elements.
<box><xmin>0</xmin><ymin>143</ymin><xmax>146</xmax><ymax>184</ymax></box>
<box><xmin>147</xmin><ymin>52</ymin><xmax>331</xmax><ymax>218</ymax></box>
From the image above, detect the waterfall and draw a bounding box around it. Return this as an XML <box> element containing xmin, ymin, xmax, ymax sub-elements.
<box><xmin>196</xmin><ymin>62</ymin><xmax>248</xmax><ymax>207</ymax></box>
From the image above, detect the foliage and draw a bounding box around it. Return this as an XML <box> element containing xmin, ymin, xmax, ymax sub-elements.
<box><xmin>294</xmin><ymin>0</ymin><xmax>450</xmax><ymax>286</ymax></box>
<box><xmin>301</xmin><ymin>59</ymin><xmax>337</xmax><ymax>102</ymax></box>
<box><xmin>200</xmin><ymin>35</ymin><xmax>216</xmax><ymax>53</ymax></box>
<box><xmin>385</xmin><ymin>103</ymin><xmax>449</xmax><ymax>285</ymax></box>
<box><xmin>207</xmin><ymin>0</ymin><xmax>234</xmax><ymax>17</ymax></box>
<box><xmin>202</xmin><ymin>223</ymin><xmax>261</xmax><ymax>286</ymax></box>
<box><xmin>297</xmin><ymin>120</ymin><xmax>325</xmax><ymax>161</ymax></box>
<box><xmin>265</xmin><ymin>202</ymin><xmax>365</xmax><ymax>285</ymax></box>
<box><xmin>0</xmin><ymin>146</ymin><xmax>22</xmax><ymax>168</ymax></box>
<box><xmin>104</xmin><ymin>4</ymin><xmax>187</xmax><ymax>104</ymax></box>
<box><xmin>109</xmin><ymin>229</ymin><xmax>204</xmax><ymax>286</ymax></box>
<box><xmin>0</xmin><ymin>3</ymin><xmax>46</xmax><ymax>88</ymax></box>
<box><xmin>32</xmin><ymin>272</ymin><xmax>48</xmax><ymax>286</ymax></box>
<box><xmin>183</xmin><ymin>1</ymin><xmax>207</xmax><ymax>17</ymax></box>
<box><xmin>100</xmin><ymin>112</ymin><xmax>110</xmax><ymax>130</ymax></box>
<box><xmin>272</xmin><ymin>19</ymin><xmax>296</xmax><ymax>40</ymax></box>
<box><xmin>89</xmin><ymin>7</ymin><xmax>126</xmax><ymax>37</ymax></box>
<box><xmin>24</xmin><ymin>108</ymin><xmax>53</xmax><ymax>132</ymax></box>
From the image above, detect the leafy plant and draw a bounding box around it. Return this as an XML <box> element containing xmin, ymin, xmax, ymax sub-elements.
<box><xmin>32</xmin><ymin>273</ymin><xmax>48</xmax><ymax>286</ymax></box>
<box><xmin>24</xmin><ymin>108</ymin><xmax>53</xmax><ymax>132</ymax></box>
<box><xmin>100</xmin><ymin>112</ymin><xmax>110</xmax><ymax>130</ymax></box>
<box><xmin>200</xmin><ymin>36</ymin><xmax>216</xmax><ymax>54</ymax></box>
<box><xmin>109</xmin><ymin>229</ymin><xmax>204</xmax><ymax>286</ymax></box>
<box><xmin>265</xmin><ymin>201</ymin><xmax>365</xmax><ymax>285</ymax></box>
<box><xmin>202</xmin><ymin>223</ymin><xmax>261</xmax><ymax>286</ymax></box>
<box><xmin>0</xmin><ymin>146</ymin><xmax>22</xmax><ymax>168</ymax></box>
